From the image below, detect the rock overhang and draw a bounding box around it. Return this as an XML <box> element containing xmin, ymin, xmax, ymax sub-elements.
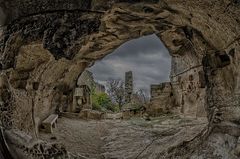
<box><xmin>1</xmin><ymin>0</ymin><xmax>237</xmax><ymax>63</ymax></box>
<box><xmin>0</xmin><ymin>1</ymin><xmax>240</xmax><ymax>158</ymax></box>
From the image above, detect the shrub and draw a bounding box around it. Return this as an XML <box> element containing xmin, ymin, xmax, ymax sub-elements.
<box><xmin>92</xmin><ymin>92</ymin><xmax>114</xmax><ymax>112</ymax></box>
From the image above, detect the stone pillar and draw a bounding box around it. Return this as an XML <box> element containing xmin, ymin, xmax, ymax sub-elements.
<box><xmin>125</xmin><ymin>71</ymin><xmax>133</xmax><ymax>103</ymax></box>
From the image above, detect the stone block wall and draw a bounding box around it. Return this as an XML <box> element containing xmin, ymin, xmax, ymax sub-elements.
<box><xmin>151</xmin><ymin>83</ymin><xmax>172</xmax><ymax>98</ymax></box>
<box><xmin>148</xmin><ymin>82</ymin><xmax>176</xmax><ymax>116</ymax></box>
<box><xmin>148</xmin><ymin>66</ymin><xmax>207</xmax><ymax>118</ymax></box>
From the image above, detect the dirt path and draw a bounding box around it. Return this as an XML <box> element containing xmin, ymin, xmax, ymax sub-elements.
<box><xmin>40</xmin><ymin>118</ymin><xmax>111</xmax><ymax>158</ymax></box>
<box><xmin>39</xmin><ymin>116</ymin><xmax>207</xmax><ymax>159</ymax></box>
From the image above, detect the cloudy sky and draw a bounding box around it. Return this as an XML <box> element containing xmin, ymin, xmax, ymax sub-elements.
<box><xmin>88</xmin><ymin>34</ymin><xmax>171</xmax><ymax>95</ymax></box>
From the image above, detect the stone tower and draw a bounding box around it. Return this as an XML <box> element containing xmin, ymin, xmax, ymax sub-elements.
<box><xmin>125</xmin><ymin>71</ymin><xmax>133</xmax><ymax>103</ymax></box>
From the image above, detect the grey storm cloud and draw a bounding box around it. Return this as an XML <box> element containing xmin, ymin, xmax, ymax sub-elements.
<box><xmin>89</xmin><ymin>34</ymin><xmax>171</xmax><ymax>94</ymax></box>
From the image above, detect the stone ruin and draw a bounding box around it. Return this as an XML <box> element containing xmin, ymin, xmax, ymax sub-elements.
<box><xmin>124</xmin><ymin>71</ymin><xmax>133</xmax><ymax>103</ymax></box>
<box><xmin>65</xmin><ymin>70</ymin><xmax>106</xmax><ymax>119</ymax></box>
<box><xmin>0</xmin><ymin>0</ymin><xmax>240</xmax><ymax>158</ymax></box>
<box><xmin>71</xmin><ymin>70</ymin><xmax>94</xmax><ymax>113</ymax></box>
<box><xmin>122</xmin><ymin>71</ymin><xmax>146</xmax><ymax>119</ymax></box>
<box><xmin>148</xmin><ymin>83</ymin><xmax>175</xmax><ymax>116</ymax></box>
<box><xmin>148</xmin><ymin>65</ymin><xmax>207</xmax><ymax>118</ymax></box>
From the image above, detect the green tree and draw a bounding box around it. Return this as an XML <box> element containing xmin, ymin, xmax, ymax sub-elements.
<box><xmin>92</xmin><ymin>92</ymin><xmax>115</xmax><ymax>112</ymax></box>
<box><xmin>92</xmin><ymin>93</ymin><xmax>101</xmax><ymax>111</ymax></box>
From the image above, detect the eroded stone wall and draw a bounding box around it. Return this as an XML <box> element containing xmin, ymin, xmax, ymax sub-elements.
<box><xmin>171</xmin><ymin>64</ymin><xmax>207</xmax><ymax>118</ymax></box>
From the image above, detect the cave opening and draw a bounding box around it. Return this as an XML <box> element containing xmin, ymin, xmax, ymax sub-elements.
<box><xmin>1</xmin><ymin>24</ymin><xmax>210</xmax><ymax>159</ymax></box>
<box><xmin>35</xmin><ymin>33</ymin><xmax>209</xmax><ymax>157</ymax></box>
<box><xmin>87</xmin><ymin>34</ymin><xmax>172</xmax><ymax>112</ymax></box>
<box><xmin>0</xmin><ymin>1</ymin><xmax>240</xmax><ymax>158</ymax></box>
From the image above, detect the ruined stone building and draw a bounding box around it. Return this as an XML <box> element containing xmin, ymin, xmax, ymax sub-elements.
<box><xmin>71</xmin><ymin>70</ymin><xmax>106</xmax><ymax>113</ymax></box>
<box><xmin>71</xmin><ymin>71</ymin><xmax>94</xmax><ymax>113</ymax></box>
<box><xmin>148</xmin><ymin>58</ymin><xmax>207</xmax><ymax>118</ymax></box>
<box><xmin>125</xmin><ymin>71</ymin><xmax>133</xmax><ymax>103</ymax></box>
<box><xmin>148</xmin><ymin>83</ymin><xmax>175</xmax><ymax>116</ymax></box>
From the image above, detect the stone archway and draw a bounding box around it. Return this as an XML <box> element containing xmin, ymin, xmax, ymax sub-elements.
<box><xmin>0</xmin><ymin>0</ymin><xmax>240</xmax><ymax>158</ymax></box>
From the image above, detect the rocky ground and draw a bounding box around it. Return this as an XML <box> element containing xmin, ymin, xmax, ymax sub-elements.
<box><xmin>39</xmin><ymin>115</ymin><xmax>207</xmax><ymax>159</ymax></box>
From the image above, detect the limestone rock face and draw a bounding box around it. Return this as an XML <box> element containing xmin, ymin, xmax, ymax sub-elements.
<box><xmin>0</xmin><ymin>0</ymin><xmax>240</xmax><ymax>158</ymax></box>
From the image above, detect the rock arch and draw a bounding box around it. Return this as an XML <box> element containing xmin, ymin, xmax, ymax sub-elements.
<box><xmin>0</xmin><ymin>0</ymin><xmax>240</xmax><ymax>158</ymax></box>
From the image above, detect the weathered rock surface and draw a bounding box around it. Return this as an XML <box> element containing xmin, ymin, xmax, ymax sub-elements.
<box><xmin>5</xmin><ymin>129</ymin><xmax>69</xmax><ymax>159</ymax></box>
<box><xmin>0</xmin><ymin>0</ymin><xmax>239</xmax><ymax>158</ymax></box>
<box><xmin>102</xmin><ymin>116</ymin><xmax>207</xmax><ymax>159</ymax></box>
<box><xmin>38</xmin><ymin>116</ymin><xmax>207</xmax><ymax>159</ymax></box>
